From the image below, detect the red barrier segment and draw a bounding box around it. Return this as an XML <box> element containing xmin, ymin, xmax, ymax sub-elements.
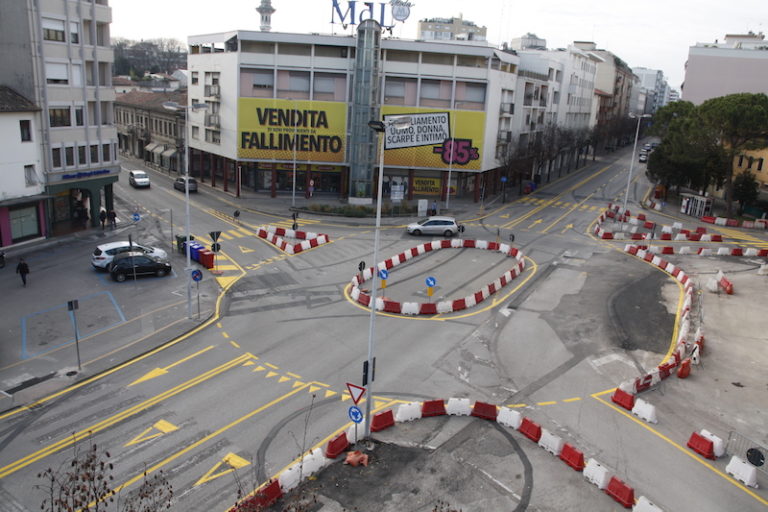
<box><xmin>419</xmin><ymin>303</ymin><xmax>437</xmax><ymax>315</ymax></box>
<box><xmin>452</xmin><ymin>298</ymin><xmax>467</xmax><ymax>311</ymax></box>
<box><xmin>370</xmin><ymin>409</ymin><xmax>395</xmax><ymax>432</ymax></box>
<box><xmin>411</xmin><ymin>247</ymin><xmax>419</xmax><ymax>257</ymax></box>
<box><xmin>421</xmin><ymin>399</ymin><xmax>447</xmax><ymax>417</ymax></box>
<box><xmin>631</xmin><ymin>233</ymin><xmax>644</xmax><ymax>241</ymax></box>
<box><xmin>687</xmin><ymin>431</ymin><xmax>716</xmax><ymax>459</ymax></box>
<box><xmin>471</xmin><ymin>401</ymin><xmax>498</xmax><ymax>421</ymax></box>
<box><xmin>711</xmin><ymin>235</ymin><xmax>723</xmax><ymax>242</ymax></box>
<box><xmin>688</xmin><ymin>233</ymin><xmax>701</xmax><ymax>241</ymax></box>
<box><xmin>488</xmin><ymin>283</ymin><xmax>497</xmax><ymax>294</ymax></box>
<box><xmin>760</xmin><ymin>249</ymin><xmax>768</xmax><ymax>257</ymax></box>
<box><xmin>626</xmin><ymin>246</ymin><xmax>639</xmax><ymax>255</ymax></box>
<box><xmin>383</xmin><ymin>301</ymin><xmax>401</xmax><ymax>314</ymax></box>
<box><xmin>358</xmin><ymin>293</ymin><xmax>370</xmax><ymax>307</ymax></box>
<box><xmin>424</xmin><ymin>243</ymin><xmax>433</xmax><ymax>252</ymax></box>
<box><xmin>325</xmin><ymin>432</ymin><xmax>349</xmax><ymax>459</ymax></box>
<box><xmin>518</xmin><ymin>417</ymin><xmax>542</xmax><ymax>442</ymax></box>
<box><xmin>680</xmin><ymin>228</ymin><xmax>690</xmax><ymax>235</ymax></box>
<box><xmin>643</xmin><ymin>252</ymin><xmax>654</xmax><ymax>262</ymax></box>
<box><xmin>384</xmin><ymin>259</ymin><xmax>394</xmax><ymax>270</ymax></box>
<box><xmin>701</xmin><ymin>216</ymin><xmax>716</xmax><ymax>224</ymax></box>
<box><xmin>726</xmin><ymin>219</ymin><xmax>739</xmax><ymax>227</ymax></box>
<box><xmin>677</xmin><ymin>358</ymin><xmax>691</xmax><ymax>378</ymax></box>
<box><xmin>463</xmin><ymin>239</ymin><xmax>476</xmax><ymax>248</ymax></box>
<box><xmin>474</xmin><ymin>291</ymin><xmax>485</xmax><ymax>304</ymax></box>
<box><xmin>309</xmin><ymin>238</ymin><xmax>319</xmax><ymax>248</ymax></box>
<box><xmin>605</xmin><ymin>476</ymin><xmax>635</xmax><ymax>509</ymax></box>
<box><xmin>719</xmin><ymin>275</ymin><xmax>734</xmax><ymax>295</ymax></box>
<box><xmin>611</xmin><ymin>389</ymin><xmax>635</xmax><ymax>410</ymax></box>
<box><xmin>695</xmin><ymin>226</ymin><xmax>707</xmax><ymax>234</ymax></box>
<box><xmin>643</xmin><ymin>221</ymin><xmax>655</xmax><ymax>230</ymax></box>
<box><xmin>559</xmin><ymin>443</ymin><xmax>585</xmax><ymax>471</ymax></box>
<box><xmin>440</xmin><ymin>240</ymin><xmax>451</xmax><ymax>248</ymax></box>
<box><xmin>731</xmin><ymin>248</ymin><xmax>743</xmax><ymax>256</ymax></box>
<box><xmin>232</xmin><ymin>479</ymin><xmax>282</xmax><ymax>511</ymax></box>
<box><xmin>602</xmin><ymin>232</ymin><xmax>614</xmax><ymax>240</ymax></box>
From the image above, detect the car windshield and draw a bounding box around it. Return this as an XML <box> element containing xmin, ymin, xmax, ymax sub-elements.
<box><xmin>417</xmin><ymin>218</ymin><xmax>431</xmax><ymax>225</ymax></box>
<box><xmin>134</xmin><ymin>171</ymin><xmax>147</xmax><ymax>178</ymax></box>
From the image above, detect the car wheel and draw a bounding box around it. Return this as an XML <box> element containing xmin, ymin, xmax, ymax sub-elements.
<box><xmin>156</xmin><ymin>269</ymin><xmax>167</xmax><ymax>277</ymax></box>
<box><xmin>444</xmin><ymin>230</ymin><xmax>454</xmax><ymax>237</ymax></box>
<box><xmin>114</xmin><ymin>273</ymin><xmax>126</xmax><ymax>282</ymax></box>
<box><xmin>412</xmin><ymin>229</ymin><xmax>422</xmax><ymax>236</ymax></box>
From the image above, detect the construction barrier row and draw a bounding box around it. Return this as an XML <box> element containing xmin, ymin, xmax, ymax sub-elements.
<box><xmin>597</xmin><ymin>208</ymin><xmax>729</xmax><ymax>242</ymax></box>
<box><xmin>349</xmin><ymin>240</ymin><xmax>526</xmax><ymax>316</ymax></box>
<box><xmin>701</xmin><ymin>215</ymin><xmax>768</xmax><ymax>230</ymax></box>
<box><xmin>634</xmin><ymin>245</ymin><xmax>766</xmax><ymax>258</ymax></box>
<box><xmin>255</xmin><ymin>225</ymin><xmax>330</xmax><ymax>254</ymax></box>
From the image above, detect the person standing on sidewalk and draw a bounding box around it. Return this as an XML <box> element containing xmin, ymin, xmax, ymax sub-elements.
<box><xmin>16</xmin><ymin>258</ymin><xmax>30</xmax><ymax>287</ymax></box>
<box><xmin>107</xmin><ymin>209</ymin><xmax>117</xmax><ymax>230</ymax></box>
<box><xmin>99</xmin><ymin>209</ymin><xmax>107</xmax><ymax>230</ymax></box>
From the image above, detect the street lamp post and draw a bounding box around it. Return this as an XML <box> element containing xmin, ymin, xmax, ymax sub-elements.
<box><xmin>163</xmin><ymin>101</ymin><xmax>208</xmax><ymax>319</ymax></box>
<box><xmin>621</xmin><ymin>113</ymin><xmax>652</xmax><ymax>216</ymax></box>
<box><xmin>365</xmin><ymin>115</ymin><xmax>411</xmax><ymax>438</ymax></box>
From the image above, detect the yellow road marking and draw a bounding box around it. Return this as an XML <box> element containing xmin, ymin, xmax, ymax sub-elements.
<box><xmin>542</xmin><ymin>192</ymin><xmax>595</xmax><ymax>234</ymax></box>
<box><xmin>230</xmin><ymin>341</ymin><xmax>240</xmax><ymax>349</ymax></box>
<box><xmin>0</xmin><ymin>353</ymin><xmax>254</xmax><ymax>479</ymax></box>
<box><xmin>125</xmin><ymin>420</ymin><xmax>179</xmax><ymax>447</ymax></box>
<box><xmin>537</xmin><ymin>401</ymin><xmax>557</xmax><ymax>406</ymax></box>
<box><xmin>194</xmin><ymin>452</ymin><xmax>250</xmax><ymax>486</ymax></box>
<box><xmin>563</xmin><ymin>397</ymin><xmax>581</xmax><ymax>403</ymax></box>
<box><xmin>129</xmin><ymin>345</ymin><xmax>215</xmax><ymax>386</ymax></box>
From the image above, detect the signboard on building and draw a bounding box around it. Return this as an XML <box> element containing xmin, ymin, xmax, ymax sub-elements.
<box><xmin>380</xmin><ymin>106</ymin><xmax>485</xmax><ymax>170</ymax></box>
<box><xmin>330</xmin><ymin>0</ymin><xmax>412</xmax><ymax>29</ymax></box>
<box><xmin>238</xmin><ymin>99</ymin><xmax>347</xmax><ymax>163</ymax></box>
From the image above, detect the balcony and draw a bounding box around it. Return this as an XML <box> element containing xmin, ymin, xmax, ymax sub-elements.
<box><xmin>205</xmin><ymin>114</ymin><xmax>220</xmax><ymax>128</ymax></box>
<box><xmin>205</xmin><ymin>84</ymin><xmax>221</xmax><ymax>98</ymax></box>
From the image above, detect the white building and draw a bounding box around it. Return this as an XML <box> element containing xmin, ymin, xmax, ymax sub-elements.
<box><xmin>0</xmin><ymin>0</ymin><xmax>119</xmax><ymax>239</ymax></box>
<box><xmin>0</xmin><ymin>87</ymin><xmax>46</xmax><ymax>247</ymax></box>
<box><xmin>632</xmin><ymin>67</ymin><xmax>668</xmax><ymax>112</ymax></box>
<box><xmin>683</xmin><ymin>32</ymin><xmax>768</xmax><ymax>104</ymax></box>
<box><xmin>417</xmin><ymin>15</ymin><xmax>486</xmax><ymax>42</ymax></box>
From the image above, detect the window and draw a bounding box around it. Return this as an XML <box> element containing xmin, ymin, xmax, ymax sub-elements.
<box><xmin>102</xmin><ymin>143</ymin><xmax>110</xmax><ymax>162</ymax></box>
<box><xmin>49</xmin><ymin>107</ymin><xmax>71</xmax><ymax>127</ymax></box>
<box><xmin>192</xmin><ymin>126</ymin><xmax>199</xmax><ymax>139</ymax></box>
<box><xmin>52</xmin><ymin>147</ymin><xmax>62</xmax><ymax>167</ymax></box>
<box><xmin>75</xmin><ymin>107</ymin><xmax>84</xmax><ymax>126</ymax></box>
<box><xmin>419</xmin><ymin>79</ymin><xmax>451</xmax><ymax>108</ymax></box>
<box><xmin>386</xmin><ymin>50</ymin><xmax>418</xmax><ymax>63</ymax></box>
<box><xmin>70</xmin><ymin>22</ymin><xmax>80</xmax><ymax>44</ymax></box>
<box><xmin>191</xmin><ymin>72</ymin><xmax>198</xmax><ymax>85</ymax></box>
<box><xmin>205</xmin><ymin>129</ymin><xmax>220</xmax><ymax>144</ymax></box>
<box><xmin>72</xmin><ymin>63</ymin><xmax>82</xmax><ymax>86</ymax></box>
<box><xmin>65</xmin><ymin>146</ymin><xmax>75</xmax><ymax>166</ymax></box>
<box><xmin>748</xmin><ymin>157</ymin><xmax>754</xmax><ymax>169</ymax></box>
<box><xmin>42</xmin><ymin>18</ymin><xmax>65</xmax><ymax>42</ymax></box>
<box><xmin>313</xmin><ymin>73</ymin><xmax>346</xmax><ymax>101</ymax></box>
<box><xmin>422</xmin><ymin>53</ymin><xmax>453</xmax><ymax>65</ymax></box>
<box><xmin>277</xmin><ymin>43</ymin><xmax>311</xmax><ymax>56</ymax></box>
<box><xmin>758</xmin><ymin>158</ymin><xmax>764</xmax><ymax>171</ymax></box>
<box><xmin>24</xmin><ymin>165</ymin><xmax>37</xmax><ymax>186</ymax></box>
<box><xmin>455</xmin><ymin>82</ymin><xmax>486</xmax><ymax>110</ymax></box>
<box><xmin>19</xmin><ymin>120</ymin><xmax>31</xmax><ymax>141</ymax></box>
<box><xmin>90</xmin><ymin>144</ymin><xmax>99</xmax><ymax>163</ymax></box>
<box><xmin>78</xmin><ymin>145</ymin><xmax>87</xmax><ymax>165</ymax></box>
<box><xmin>384</xmin><ymin>77</ymin><xmax>417</xmax><ymax>106</ymax></box>
<box><xmin>45</xmin><ymin>62</ymin><xmax>69</xmax><ymax>84</ymax></box>
<box><xmin>241</xmin><ymin>69</ymin><xmax>274</xmax><ymax>98</ymax></box>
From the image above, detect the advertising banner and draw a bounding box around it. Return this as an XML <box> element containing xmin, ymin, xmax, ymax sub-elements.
<box><xmin>238</xmin><ymin>98</ymin><xmax>347</xmax><ymax>162</ymax></box>
<box><xmin>381</xmin><ymin>106</ymin><xmax>485</xmax><ymax>170</ymax></box>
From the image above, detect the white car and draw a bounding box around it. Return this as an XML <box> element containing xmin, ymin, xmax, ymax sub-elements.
<box><xmin>406</xmin><ymin>216</ymin><xmax>462</xmax><ymax>237</ymax></box>
<box><xmin>92</xmin><ymin>241</ymin><xmax>168</xmax><ymax>269</ymax></box>
<box><xmin>128</xmin><ymin>170</ymin><xmax>150</xmax><ymax>188</ymax></box>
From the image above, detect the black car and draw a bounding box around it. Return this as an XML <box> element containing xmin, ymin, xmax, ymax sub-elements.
<box><xmin>109</xmin><ymin>252</ymin><xmax>172</xmax><ymax>282</ymax></box>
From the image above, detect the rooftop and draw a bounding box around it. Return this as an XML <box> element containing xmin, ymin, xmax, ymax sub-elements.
<box><xmin>115</xmin><ymin>90</ymin><xmax>188</xmax><ymax>111</ymax></box>
<box><xmin>0</xmin><ymin>86</ymin><xmax>39</xmax><ymax>113</ymax></box>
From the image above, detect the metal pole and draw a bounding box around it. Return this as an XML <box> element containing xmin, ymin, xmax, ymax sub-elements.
<box><xmin>445</xmin><ymin>114</ymin><xmax>455</xmax><ymax>210</ymax></box>
<box><xmin>185</xmin><ymin>110</ymin><xmax>193</xmax><ymax>319</ymax></box>
<box><xmin>364</xmin><ymin>129</ymin><xmax>386</xmax><ymax>438</ymax></box>
<box><xmin>71</xmin><ymin>309</ymin><xmax>81</xmax><ymax>371</ymax></box>
<box><xmin>292</xmin><ymin>101</ymin><xmax>298</xmax><ymax>207</ymax></box>
<box><xmin>622</xmin><ymin>115</ymin><xmax>644</xmax><ymax>215</ymax></box>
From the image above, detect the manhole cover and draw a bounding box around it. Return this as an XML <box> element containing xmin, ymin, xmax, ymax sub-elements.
<box><xmin>65</xmin><ymin>371</ymin><xmax>78</xmax><ymax>377</ymax></box>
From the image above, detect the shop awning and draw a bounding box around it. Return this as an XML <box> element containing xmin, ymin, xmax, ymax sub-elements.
<box><xmin>161</xmin><ymin>148</ymin><xmax>177</xmax><ymax>159</ymax></box>
<box><xmin>144</xmin><ymin>142</ymin><xmax>159</xmax><ymax>152</ymax></box>
<box><xmin>152</xmin><ymin>145</ymin><xmax>165</xmax><ymax>156</ymax></box>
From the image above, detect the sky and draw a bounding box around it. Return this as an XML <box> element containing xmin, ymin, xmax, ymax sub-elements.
<box><xmin>110</xmin><ymin>0</ymin><xmax>767</xmax><ymax>89</ymax></box>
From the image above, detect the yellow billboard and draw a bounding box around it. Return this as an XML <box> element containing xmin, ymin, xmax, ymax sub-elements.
<box><xmin>380</xmin><ymin>106</ymin><xmax>485</xmax><ymax>170</ymax></box>
<box><xmin>238</xmin><ymin>99</ymin><xmax>346</xmax><ymax>162</ymax></box>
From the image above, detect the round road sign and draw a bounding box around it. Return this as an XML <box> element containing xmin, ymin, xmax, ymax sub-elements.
<box><xmin>378</xmin><ymin>269</ymin><xmax>389</xmax><ymax>280</ymax></box>
<box><xmin>191</xmin><ymin>269</ymin><xmax>203</xmax><ymax>282</ymax></box>
<box><xmin>426</xmin><ymin>276</ymin><xmax>436</xmax><ymax>287</ymax></box>
<box><xmin>211</xmin><ymin>242</ymin><xmax>221</xmax><ymax>253</ymax></box>
<box><xmin>358</xmin><ymin>261</ymin><xmax>366</xmax><ymax>272</ymax></box>
<box><xmin>132</xmin><ymin>212</ymin><xmax>141</xmax><ymax>222</ymax></box>
<box><xmin>348</xmin><ymin>406</ymin><xmax>364</xmax><ymax>424</ymax></box>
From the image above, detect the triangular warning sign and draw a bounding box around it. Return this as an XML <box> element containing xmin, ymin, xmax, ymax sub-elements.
<box><xmin>194</xmin><ymin>452</ymin><xmax>250</xmax><ymax>486</ymax></box>
<box><xmin>125</xmin><ymin>420</ymin><xmax>178</xmax><ymax>447</ymax></box>
<box><xmin>346</xmin><ymin>383</ymin><xmax>366</xmax><ymax>405</ymax></box>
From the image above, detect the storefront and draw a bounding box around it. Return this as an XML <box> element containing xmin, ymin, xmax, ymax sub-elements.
<box><xmin>0</xmin><ymin>196</ymin><xmax>48</xmax><ymax>247</ymax></box>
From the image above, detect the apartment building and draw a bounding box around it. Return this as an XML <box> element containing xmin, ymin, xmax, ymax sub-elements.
<box><xmin>115</xmin><ymin>90</ymin><xmax>186</xmax><ymax>173</ymax></box>
<box><xmin>573</xmin><ymin>42</ymin><xmax>634</xmax><ymax>126</ymax></box>
<box><xmin>0</xmin><ymin>0</ymin><xmax>119</xmax><ymax>238</ymax></box>
<box><xmin>632</xmin><ymin>67</ymin><xmax>668</xmax><ymax>113</ymax></box>
<box><xmin>683</xmin><ymin>32</ymin><xmax>768</xmax><ymax>104</ymax></box>
<box><xmin>187</xmin><ymin>24</ymin><xmax>519</xmax><ymax>202</ymax></box>
<box><xmin>417</xmin><ymin>15</ymin><xmax>486</xmax><ymax>42</ymax></box>
<box><xmin>0</xmin><ymin>87</ymin><xmax>45</xmax><ymax>247</ymax></box>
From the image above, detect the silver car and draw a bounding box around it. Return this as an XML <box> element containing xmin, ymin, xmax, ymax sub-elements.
<box><xmin>174</xmin><ymin>176</ymin><xmax>198</xmax><ymax>192</ymax></box>
<box><xmin>406</xmin><ymin>216</ymin><xmax>461</xmax><ymax>237</ymax></box>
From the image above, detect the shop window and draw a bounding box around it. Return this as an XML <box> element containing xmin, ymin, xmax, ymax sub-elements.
<box><xmin>78</xmin><ymin>145</ymin><xmax>86</xmax><ymax>165</ymax></box>
<box><xmin>24</xmin><ymin>165</ymin><xmax>37</xmax><ymax>186</ymax></box>
<box><xmin>20</xmin><ymin>120</ymin><xmax>31</xmax><ymax>141</ymax></box>
<box><xmin>49</xmin><ymin>107</ymin><xmax>71</xmax><ymax>127</ymax></box>
<box><xmin>313</xmin><ymin>73</ymin><xmax>346</xmax><ymax>101</ymax></box>
<box><xmin>10</xmin><ymin>205</ymin><xmax>40</xmax><ymax>241</ymax></box>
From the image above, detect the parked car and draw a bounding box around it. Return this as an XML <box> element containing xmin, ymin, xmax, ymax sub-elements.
<box><xmin>128</xmin><ymin>170</ymin><xmax>150</xmax><ymax>188</ymax></box>
<box><xmin>174</xmin><ymin>176</ymin><xmax>198</xmax><ymax>192</ymax></box>
<box><xmin>639</xmin><ymin>153</ymin><xmax>648</xmax><ymax>163</ymax></box>
<box><xmin>406</xmin><ymin>216</ymin><xmax>462</xmax><ymax>237</ymax></box>
<box><xmin>109</xmin><ymin>252</ymin><xmax>172</xmax><ymax>282</ymax></box>
<box><xmin>643</xmin><ymin>143</ymin><xmax>652</xmax><ymax>151</ymax></box>
<box><xmin>651</xmin><ymin>142</ymin><xmax>660</xmax><ymax>149</ymax></box>
<box><xmin>92</xmin><ymin>241</ymin><xmax>168</xmax><ymax>269</ymax></box>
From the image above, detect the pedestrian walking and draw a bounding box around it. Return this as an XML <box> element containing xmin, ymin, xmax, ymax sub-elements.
<box><xmin>99</xmin><ymin>209</ymin><xmax>107</xmax><ymax>230</ymax></box>
<box><xmin>107</xmin><ymin>209</ymin><xmax>117</xmax><ymax>230</ymax></box>
<box><xmin>16</xmin><ymin>258</ymin><xmax>30</xmax><ymax>287</ymax></box>
<box><xmin>431</xmin><ymin>200</ymin><xmax>438</xmax><ymax>216</ymax></box>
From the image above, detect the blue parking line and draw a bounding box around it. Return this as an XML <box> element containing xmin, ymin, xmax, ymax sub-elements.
<box><xmin>20</xmin><ymin>290</ymin><xmax>126</xmax><ymax>360</ymax></box>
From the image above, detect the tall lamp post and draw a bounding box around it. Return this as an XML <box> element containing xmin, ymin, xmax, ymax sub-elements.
<box><xmin>621</xmin><ymin>113</ymin><xmax>652</xmax><ymax>215</ymax></box>
<box><xmin>365</xmin><ymin>115</ymin><xmax>412</xmax><ymax>438</ymax></box>
<box><xmin>163</xmin><ymin>101</ymin><xmax>208</xmax><ymax>319</ymax></box>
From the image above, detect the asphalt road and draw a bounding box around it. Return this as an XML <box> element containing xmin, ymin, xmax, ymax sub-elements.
<box><xmin>0</xmin><ymin>148</ymin><xmax>766</xmax><ymax>511</ymax></box>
